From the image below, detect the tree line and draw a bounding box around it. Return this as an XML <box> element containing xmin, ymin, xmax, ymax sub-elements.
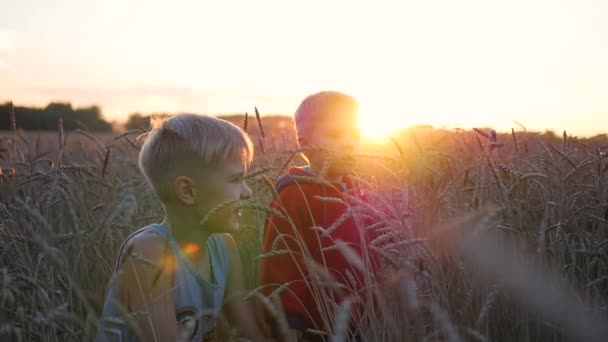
<box><xmin>0</xmin><ymin>101</ymin><xmax>295</xmax><ymax>135</ymax></box>
<box><xmin>0</xmin><ymin>102</ymin><xmax>113</xmax><ymax>132</ymax></box>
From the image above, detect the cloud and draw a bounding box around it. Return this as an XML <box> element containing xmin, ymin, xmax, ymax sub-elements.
<box><xmin>0</xmin><ymin>29</ymin><xmax>15</xmax><ymax>54</ymax></box>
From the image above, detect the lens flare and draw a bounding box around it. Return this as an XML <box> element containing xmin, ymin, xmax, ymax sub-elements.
<box><xmin>182</xmin><ymin>243</ymin><xmax>200</xmax><ymax>257</ymax></box>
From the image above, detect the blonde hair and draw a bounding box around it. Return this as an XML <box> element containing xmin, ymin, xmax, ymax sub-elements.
<box><xmin>138</xmin><ymin>113</ymin><xmax>253</xmax><ymax>201</ymax></box>
<box><xmin>294</xmin><ymin>90</ymin><xmax>360</xmax><ymax>142</ymax></box>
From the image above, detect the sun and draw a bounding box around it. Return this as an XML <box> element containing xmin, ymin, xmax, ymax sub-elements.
<box><xmin>358</xmin><ymin>101</ymin><xmax>409</xmax><ymax>141</ymax></box>
<box><xmin>359</xmin><ymin>117</ymin><xmax>397</xmax><ymax>141</ymax></box>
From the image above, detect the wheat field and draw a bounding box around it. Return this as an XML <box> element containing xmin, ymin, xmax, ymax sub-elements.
<box><xmin>1</xmin><ymin>113</ymin><xmax>607</xmax><ymax>341</ymax></box>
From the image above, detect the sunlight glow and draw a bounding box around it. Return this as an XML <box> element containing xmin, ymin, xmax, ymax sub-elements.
<box><xmin>359</xmin><ymin>106</ymin><xmax>404</xmax><ymax>140</ymax></box>
<box><xmin>1</xmin><ymin>0</ymin><xmax>607</xmax><ymax>136</ymax></box>
<box><xmin>0</xmin><ymin>29</ymin><xmax>15</xmax><ymax>53</ymax></box>
<box><xmin>182</xmin><ymin>243</ymin><xmax>200</xmax><ymax>257</ymax></box>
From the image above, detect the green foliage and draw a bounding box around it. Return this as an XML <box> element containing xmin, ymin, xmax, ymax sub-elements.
<box><xmin>124</xmin><ymin>113</ymin><xmax>150</xmax><ymax>131</ymax></box>
<box><xmin>0</xmin><ymin>102</ymin><xmax>112</xmax><ymax>132</ymax></box>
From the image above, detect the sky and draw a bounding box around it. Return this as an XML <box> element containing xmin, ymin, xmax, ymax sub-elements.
<box><xmin>1</xmin><ymin>0</ymin><xmax>607</xmax><ymax>138</ymax></box>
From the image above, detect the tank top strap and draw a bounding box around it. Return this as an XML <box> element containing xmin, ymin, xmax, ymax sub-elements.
<box><xmin>147</xmin><ymin>223</ymin><xmax>170</xmax><ymax>239</ymax></box>
<box><xmin>207</xmin><ymin>234</ymin><xmax>231</xmax><ymax>290</ymax></box>
<box><xmin>112</xmin><ymin>223</ymin><xmax>170</xmax><ymax>273</ymax></box>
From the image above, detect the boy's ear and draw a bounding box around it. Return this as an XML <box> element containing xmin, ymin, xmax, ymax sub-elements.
<box><xmin>174</xmin><ymin>176</ymin><xmax>196</xmax><ymax>206</ymax></box>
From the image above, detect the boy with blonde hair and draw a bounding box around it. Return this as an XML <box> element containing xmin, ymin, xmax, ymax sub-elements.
<box><xmin>260</xmin><ymin>91</ymin><xmax>378</xmax><ymax>341</ymax></box>
<box><xmin>97</xmin><ymin>113</ymin><xmax>270</xmax><ymax>341</ymax></box>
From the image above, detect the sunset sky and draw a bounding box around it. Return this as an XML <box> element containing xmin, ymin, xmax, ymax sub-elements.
<box><xmin>1</xmin><ymin>0</ymin><xmax>607</xmax><ymax>138</ymax></box>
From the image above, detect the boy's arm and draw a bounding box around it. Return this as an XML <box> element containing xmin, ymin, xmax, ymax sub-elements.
<box><xmin>261</xmin><ymin>187</ymin><xmax>317</xmax><ymax>340</ymax></box>
<box><xmin>220</xmin><ymin>234</ymin><xmax>272</xmax><ymax>342</ymax></box>
<box><xmin>114</xmin><ymin>232</ymin><xmax>179</xmax><ymax>341</ymax></box>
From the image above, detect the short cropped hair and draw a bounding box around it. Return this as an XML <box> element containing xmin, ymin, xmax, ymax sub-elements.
<box><xmin>138</xmin><ymin>113</ymin><xmax>254</xmax><ymax>201</ymax></box>
<box><xmin>294</xmin><ymin>91</ymin><xmax>360</xmax><ymax>142</ymax></box>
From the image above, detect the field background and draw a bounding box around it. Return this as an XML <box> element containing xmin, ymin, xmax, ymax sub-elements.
<box><xmin>1</xmin><ymin>114</ymin><xmax>607</xmax><ymax>341</ymax></box>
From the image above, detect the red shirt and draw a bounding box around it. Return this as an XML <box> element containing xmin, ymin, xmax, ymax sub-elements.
<box><xmin>260</xmin><ymin>167</ymin><xmax>378</xmax><ymax>332</ymax></box>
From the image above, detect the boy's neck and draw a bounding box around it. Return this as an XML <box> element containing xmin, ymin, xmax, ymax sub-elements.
<box><xmin>161</xmin><ymin>205</ymin><xmax>211</xmax><ymax>250</ymax></box>
<box><xmin>308</xmin><ymin>163</ymin><xmax>346</xmax><ymax>183</ymax></box>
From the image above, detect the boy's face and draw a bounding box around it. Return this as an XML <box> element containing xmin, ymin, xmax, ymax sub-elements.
<box><xmin>301</xmin><ymin>115</ymin><xmax>362</xmax><ymax>177</ymax></box>
<box><xmin>190</xmin><ymin>154</ymin><xmax>252</xmax><ymax>234</ymax></box>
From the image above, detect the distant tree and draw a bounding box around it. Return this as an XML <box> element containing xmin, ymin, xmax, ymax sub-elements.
<box><xmin>124</xmin><ymin>113</ymin><xmax>151</xmax><ymax>131</ymax></box>
<box><xmin>72</xmin><ymin>105</ymin><xmax>111</xmax><ymax>131</ymax></box>
<box><xmin>0</xmin><ymin>101</ymin><xmax>112</xmax><ymax>132</ymax></box>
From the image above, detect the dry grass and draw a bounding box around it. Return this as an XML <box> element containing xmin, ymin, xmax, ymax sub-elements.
<box><xmin>0</xmin><ymin>117</ymin><xmax>607</xmax><ymax>341</ymax></box>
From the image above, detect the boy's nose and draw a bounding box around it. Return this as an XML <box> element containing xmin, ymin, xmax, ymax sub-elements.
<box><xmin>240</xmin><ymin>183</ymin><xmax>252</xmax><ymax>200</ymax></box>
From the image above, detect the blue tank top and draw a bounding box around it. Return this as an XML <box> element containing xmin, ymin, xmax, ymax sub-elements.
<box><xmin>96</xmin><ymin>224</ymin><xmax>230</xmax><ymax>342</ymax></box>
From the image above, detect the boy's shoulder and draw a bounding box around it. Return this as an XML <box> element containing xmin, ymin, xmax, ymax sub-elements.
<box><xmin>274</xmin><ymin>167</ymin><xmax>363</xmax><ymax>196</ymax></box>
<box><xmin>116</xmin><ymin>225</ymin><xmax>169</xmax><ymax>270</ymax></box>
<box><xmin>127</xmin><ymin>228</ymin><xmax>166</xmax><ymax>251</ymax></box>
<box><xmin>274</xmin><ymin>166</ymin><xmax>331</xmax><ymax>194</ymax></box>
<box><xmin>275</xmin><ymin>172</ymin><xmax>299</xmax><ymax>194</ymax></box>
<box><xmin>212</xmin><ymin>233</ymin><xmax>237</xmax><ymax>253</ymax></box>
